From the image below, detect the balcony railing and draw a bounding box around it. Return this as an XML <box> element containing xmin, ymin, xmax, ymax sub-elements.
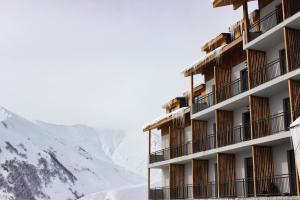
<box><xmin>249</xmin><ymin>7</ymin><xmax>283</xmax><ymax>41</ymax></box>
<box><xmin>256</xmin><ymin>174</ymin><xmax>297</xmax><ymax>197</ymax></box>
<box><xmin>170</xmin><ymin>185</ymin><xmax>192</xmax><ymax>200</ymax></box>
<box><xmin>218</xmin><ymin>175</ymin><xmax>296</xmax><ymax>198</ymax></box>
<box><xmin>252</xmin><ymin>112</ymin><xmax>290</xmax><ymax>139</ymax></box>
<box><xmin>149</xmin><ymin>141</ymin><xmax>192</xmax><ymax>164</ymax></box>
<box><xmin>236</xmin><ymin>178</ymin><xmax>255</xmax><ymax>198</ymax></box>
<box><xmin>285</xmin><ymin>0</ymin><xmax>300</xmax><ymax>19</ymax></box>
<box><xmin>192</xmin><ymin>91</ymin><xmax>215</xmax><ymax>114</ymax></box>
<box><xmin>289</xmin><ymin>51</ymin><xmax>300</xmax><ymax>72</ymax></box>
<box><xmin>149</xmin><ymin>148</ymin><xmax>170</xmax><ymax>164</ymax></box>
<box><xmin>170</xmin><ymin>141</ymin><xmax>192</xmax><ymax>159</ymax></box>
<box><xmin>149</xmin><ymin>187</ymin><xmax>170</xmax><ymax>200</ymax></box>
<box><xmin>193</xmin><ymin>182</ymin><xmax>217</xmax><ymax>199</ymax></box>
<box><xmin>149</xmin><ymin>175</ymin><xmax>297</xmax><ymax>199</ymax></box>
<box><xmin>234</xmin><ymin>124</ymin><xmax>251</xmax><ymax>144</ymax></box>
<box><xmin>193</xmin><ymin>133</ymin><xmax>216</xmax><ymax>153</ymax></box>
<box><xmin>149</xmin><ymin>185</ymin><xmax>192</xmax><ymax>200</ymax></box>
<box><xmin>250</xmin><ymin>57</ymin><xmax>286</xmax><ymax>88</ymax></box>
<box><xmin>218</xmin><ymin>77</ymin><xmax>249</xmax><ymax>103</ymax></box>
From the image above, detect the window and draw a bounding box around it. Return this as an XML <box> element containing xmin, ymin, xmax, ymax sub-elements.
<box><xmin>194</xmin><ymin>95</ymin><xmax>201</xmax><ymax>103</ymax></box>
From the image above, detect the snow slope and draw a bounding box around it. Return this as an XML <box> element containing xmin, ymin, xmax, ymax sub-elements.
<box><xmin>0</xmin><ymin>107</ymin><xmax>146</xmax><ymax>200</ymax></box>
<box><xmin>80</xmin><ymin>184</ymin><xmax>147</xmax><ymax>200</ymax></box>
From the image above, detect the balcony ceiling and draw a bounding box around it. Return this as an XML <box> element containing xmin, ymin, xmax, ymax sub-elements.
<box><xmin>213</xmin><ymin>0</ymin><xmax>255</xmax><ymax>10</ymax></box>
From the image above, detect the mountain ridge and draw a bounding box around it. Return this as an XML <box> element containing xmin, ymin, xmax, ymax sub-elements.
<box><xmin>0</xmin><ymin>106</ymin><xmax>146</xmax><ymax>200</ymax></box>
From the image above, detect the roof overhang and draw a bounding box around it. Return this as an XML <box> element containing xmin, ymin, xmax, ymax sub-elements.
<box><xmin>143</xmin><ymin>107</ymin><xmax>190</xmax><ymax>132</ymax></box>
<box><xmin>201</xmin><ymin>33</ymin><xmax>231</xmax><ymax>53</ymax></box>
<box><xmin>213</xmin><ymin>0</ymin><xmax>255</xmax><ymax>10</ymax></box>
<box><xmin>183</xmin><ymin>36</ymin><xmax>243</xmax><ymax>77</ymax></box>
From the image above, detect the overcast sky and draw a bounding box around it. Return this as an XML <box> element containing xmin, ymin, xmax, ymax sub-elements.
<box><xmin>0</xmin><ymin>0</ymin><xmax>257</xmax><ymax>135</ymax></box>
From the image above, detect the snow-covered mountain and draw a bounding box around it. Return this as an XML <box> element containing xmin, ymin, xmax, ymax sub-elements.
<box><xmin>0</xmin><ymin>107</ymin><xmax>147</xmax><ymax>200</ymax></box>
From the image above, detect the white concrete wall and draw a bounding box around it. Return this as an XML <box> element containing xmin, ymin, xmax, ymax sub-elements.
<box><xmin>206</xmin><ymin>78</ymin><xmax>215</xmax><ymax>94</ymax></box>
<box><xmin>209</xmin><ymin>158</ymin><xmax>217</xmax><ymax>182</ymax></box>
<box><xmin>260</xmin><ymin>0</ymin><xmax>283</xmax><ymax>33</ymax></box>
<box><xmin>185</xmin><ymin>162</ymin><xmax>193</xmax><ymax>185</ymax></box>
<box><xmin>161</xmin><ymin>133</ymin><xmax>169</xmax><ymax>149</ymax></box>
<box><xmin>207</xmin><ymin>117</ymin><xmax>216</xmax><ymax>135</ymax></box>
<box><xmin>273</xmin><ymin>142</ymin><xmax>292</xmax><ymax>175</ymax></box>
<box><xmin>162</xmin><ymin>166</ymin><xmax>169</xmax><ymax>187</ymax></box>
<box><xmin>235</xmin><ymin>150</ymin><xmax>252</xmax><ymax>179</ymax></box>
<box><xmin>272</xmin><ymin>142</ymin><xmax>294</xmax><ymax>194</ymax></box>
<box><xmin>266</xmin><ymin>42</ymin><xmax>284</xmax><ymax>63</ymax></box>
<box><xmin>232</xmin><ymin>61</ymin><xmax>247</xmax><ymax>81</ymax></box>
<box><xmin>184</xmin><ymin>126</ymin><xmax>192</xmax><ymax>142</ymax></box>
<box><xmin>234</xmin><ymin>107</ymin><xmax>250</xmax><ymax>127</ymax></box>
<box><xmin>269</xmin><ymin>89</ymin><xmax>289</xmax><ymax>115</ymax></box>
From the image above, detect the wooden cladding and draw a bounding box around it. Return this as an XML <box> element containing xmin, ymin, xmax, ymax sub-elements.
<box><xmin>160</xmin><ymin>124</ymin><xmax>170</xmax><ymax>136</ymax></box>
<box><xmin>204</xmin><ymin>67</ymin><xmax>214</xmax><ymax>82</ymax></box>
<box><xmin>288</xmin><ymin>79</ymin><xmax>300</xmax><ymax>121</ymax></box>
<box><xmin>170</xmin><ymin>164</ymin><xmax>185</xmax><ymax>199</ymax></box>
<box><xmin>250</xmin><ymin>96</ymin><xmax>270</xmax><ymax>139</ymax></box>
<box><xmin>217</xmin><ymin>153</ymin><xmax>236</xmax><ymax>198</ymax></box>
<box><xmin>216</xmin><ymin>110</ymin><xmax>234</xmax><ymax>147</ymax></box>
<box><xmin>193</xmin><ymin>160</ymin><xmax>209</xmax><ymax>198</ymax></box>
<box><xmin>258</xmin><ymin>0</ymin><xmax>273</xmax><ymax>9</ymax></box>
<box><xmin>284</xmin><ymin>28</ymin><xmax>300</xmax><ymax>72</ymax></box>
<box><xmin>252</xmin><ymin>146</ymin><xmax>274</xmax><ymax>196</ymax></box>
<box><xmin>284</xmin><ymin>0</ymin><xmax>300</xmax><ymax>19</ymax></box>
<box><xmin>170</xmin><ymin>125</ymin><xmax>184</xmax><ymax>158</ymax></box>
<box><xmin>247</xmin><ymin>49</ymin><xmax>268</xmax><ymax>88</ymax></box>
<box><xmin>192</xmin><ymin>120</ymin><xmax>208</xmax><ymax>152</ymax></box>
<box><xmin>215</xmin><ymin>67</ymin><xmax>232</xmax><ymax>102</ymax></box>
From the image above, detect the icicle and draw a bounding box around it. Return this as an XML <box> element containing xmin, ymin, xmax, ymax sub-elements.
<box><xmin>214</xmin><ymin>46</ymin><xmax>223</xmax><ymax>66</ymax></box>
<box><xmin>172</xmin><ymin>108</ymin><xmax>185</xmax><ymax>128</ymax></box>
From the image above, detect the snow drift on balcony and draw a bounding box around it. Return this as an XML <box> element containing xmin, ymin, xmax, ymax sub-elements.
<box><xmin>290</xmin><ymin>117</ymin><xmax>300</xmax><ymax>180</ymax></box>
<box><xmin>181</xmin><ymin>44</ymin><xmax>226</xmax><ymax>75</ymax></box>
<box><xmin>143</xmin><ymin>107</ymin><xmax>188</xmax><ymax>130</ymax></box>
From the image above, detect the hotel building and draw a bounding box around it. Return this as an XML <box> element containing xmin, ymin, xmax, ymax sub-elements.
<box><xmin>143</xmin><ymin>0</ymin><xmax>300</xmax><ymax>199</ymax></box>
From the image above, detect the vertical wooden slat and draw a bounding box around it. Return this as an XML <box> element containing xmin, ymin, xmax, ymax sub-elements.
<box><xmin>284</xmin><ymin>0</ymin><xmax>300</xmax><ymax>18</ymax></box>
<box><xmin>217</xmin><ymin>153</ymin><xmax>236</xmax><ymax>198</ymax></box>
<box><xmin>252</xmin><ymin>146</ymin><xmax>274</xmax><ymax>196</ymax></box>
<box><xmin>243</xmin><ymin>0</ymin><xmax>250</xmax><ymax>43</ymax></box>
<box><xmin>249</xmin><ymin>96</ymin><xmax>270</xmax><ymax>139</ymax></box>
<box><xmin>285</xmin><ymin>28</ymin><xmax>300</xmax><ymax>72</ymax></box>
<box><xmin>284</xmin><ymin>27</ymin><xmax>291</xmax><ymax>72</ymax></box>
<box><xmin>289</xmin><ymin>79</ymin><xmax>300</xmax><ymax>121</ymax></box>
<box><xmin>282</xmin><ymin>0</ymin><xmax>287</xmax><ymax>20</ymax></box>
<box><xmin>248</xmin><ymin>50</ymin><xmax>268</xmax><ymax>88</ymax></box>
<box><xmin>215</xmin><ymin>67</ymin><xmax>232</xmax><ymax>102</ymax></box>
<box><xmin>216</xmin><ymin>110</ymin><xmax>234</xmax><ymax>147</ymax></box>
<box><xmin>170</xmin><ymin>124</ymin><xmax>184</xmax><ymax>158</ymax></box>
<box><xmin>193</xmin><ymin>159</ymin><xmax>209</xmax><ymax>198</ymax></box>
<box><xmin>192</xmin><ymin>120</ymin><xmax>208</xmax><ymax>153</ymax></box>
<box><xmin>170</xmin><ymin>164</ymin><xmax>185</xmax><ymax>199</ymax></box>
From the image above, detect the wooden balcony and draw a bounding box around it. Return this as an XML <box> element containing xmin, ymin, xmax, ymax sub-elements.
<box><xmin>149</xmin><ymin>185</ymin><xmax>192</xmax><ymax>200</ymax></box>
<box><xmin>249</xmin><ymin>7</ymin><xmax>283</xmax><ymax>41</ymax></box>
<box><xmin>149</xmin><ymin>140</ymin><xmax>192</xmax><ymax>164</ymax></box>
<box><xmin>192</xmin><ymin>91</ymin><xmax>215</xmax><ymax>114</ymax></box>
<box><xmin>217</xmin><ymin>77</ymin><xmax>249</xmax><ymax>103</ymax></box>
<box><xmin>248</xmin><ymin>50</ymin><xmax>286</xmax><ymax>89</ymax></box>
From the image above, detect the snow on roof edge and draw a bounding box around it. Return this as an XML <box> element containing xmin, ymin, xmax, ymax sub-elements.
<box><xmin>181</xmin><ymin>44</ymin><xmax>227</xmax><ymax>75</ymax></box>
<box><xmin>142</xmin><ymin>107</ymin><xmax>188</xmax><ymax>131</ymax></box>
